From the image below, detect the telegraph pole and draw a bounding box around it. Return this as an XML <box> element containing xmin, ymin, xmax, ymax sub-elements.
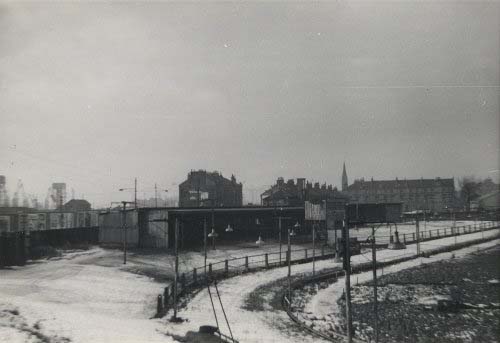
<box><xmin>155</xmin><ymin>183</ymin><xmax>158</xmax><ymax>208</ymax></box>
<box><xmin>173</xmin><ymin>217</ymin><xmax>179</xmax><ymax>320</ymax></box>
<box><xmin>122</xmin><ymin>201</ymin><xmax>127</xmax><ymax>264</ymax></box>
<box><xmin>204</xmin><ymin>218</ymin><xmax>207</xmax><ymax>276</ymax></box>
<box><xmin>134</xmin><ymin>178</ymin><xmax>137</xmax><ymax>209</ymax></box>
<box><xmin>287</xmin><ymin>227</ymin><xmax>292</xmax><ymax>301</ymax></box>
<box><xmin>279</xmin><ymin>215</ymin><xmax>282</xmax><ymax>266</ymax></box>
<box><xmin>344</xmin><ymin>215</ymin><xmax>353</xmax><ymax>343</ymax></box>
<box><xmin>371</xmin><ymin>226</ymin><xmax>379</xmax><ymax>343</ymax></box>
<box><xmin>415</xmin><ymin>212</ymin><xmax>420</xmax><ymax>256</ymax></box>
<box><xmin>312</xmin><ymin>221</ymin><xmax>316</xmax><ymax>275</ymax></box>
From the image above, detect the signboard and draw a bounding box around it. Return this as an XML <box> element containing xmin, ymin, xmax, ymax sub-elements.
<box><xmin>305</xmin><ymin>201</ymin><xmax>325</xmax><ymax>221</ymax></box>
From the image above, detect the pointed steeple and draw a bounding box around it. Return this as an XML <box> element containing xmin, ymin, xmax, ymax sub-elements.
<box><xmin>342</xmin><ymin>162</ymin><xmax>348</xmax><ymax>192</ymax></box>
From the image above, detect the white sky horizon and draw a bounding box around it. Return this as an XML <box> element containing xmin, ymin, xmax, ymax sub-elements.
<box><xmin>1</xmin><ymin>1</ymin><xmax>498</xmax><ymax>208</ymax></box>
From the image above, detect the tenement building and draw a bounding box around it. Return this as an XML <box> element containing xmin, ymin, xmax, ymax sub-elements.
<box><xmin>346</xmin><ymin>177</ymin><xmax>455</xmax><ymax>212</ymax></box>
<box><xmin>178</xmin><ymin>170</ymin><xmax>243</xmax><ymax>207</ymax></box>
<box><xmin>261</xmin><ymin>177</ymin><xmax>346</xmax><ymax>206</ymax></box>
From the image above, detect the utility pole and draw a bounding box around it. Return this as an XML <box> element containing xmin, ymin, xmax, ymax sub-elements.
<box><xmin>155</xmin><ymin>183</ymin><xmax>158</xmax><ymax>208</ymax></box>
<box><xmin>134</xmin><ymin>177</ymin><xmax>137</xmax><ymax>209</ymax></box>
<box><xmin>122</xmin><ymin>202</ymin><xmax>127</xmax><ymax>264</ymax></box>
<box><xmin>279</xmin><ymin>215</ymin><xmax>282</xmax><ymax>266</ymax></box>
<box><xmin>287</xmin><ymin>227</ymin><xmax>292</xmax><ymax>303</ymax></box>
<box><xmin>453</xmin><ymin>212</ymin><xmax>457</xmax><ymax>246</ymax></box>
<box><xmin>371</xmin><ymin>226</ymin><xmax>379</xmax><ymax>343</ymax></box>
<box><xmin>416</xmin><ymin>213</ymin><xmax>420</xmax><ymax>256</ymax></box>
<box><xmin>173</xmin><ymin>217</ymin><xmax>179</xmax><ymax>320</ymax></box>
<box><xmin>312</xmin><ymin>221</ymin><xmax>316</xmax><ymax>275</ymax></box>
<box><xmin>204</xmin><ymin>218</ymin><xmax>207</xmax><ymax>276</ymax></box>
<box><xmin>344</xmin><ymin>215</ymin><xmax>353</xmax><ymax>343</ymax></box>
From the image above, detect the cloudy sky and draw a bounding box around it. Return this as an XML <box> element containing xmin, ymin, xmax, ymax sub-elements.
<box><xmin>1</xmin><ymin>1</ymin><xmax>498</xmax><ymax>207</ymax></box>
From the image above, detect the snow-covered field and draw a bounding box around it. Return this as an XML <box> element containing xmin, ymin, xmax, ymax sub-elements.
<box><xmin>303</xmin><ymin>236</ymin><xmax>500</xmax><ymax>340</ymax></box>
<box><xmin>0</xmin><ymin>224</ymin><xmax>497</xmax><ymax>343</ymax></box>
<box><xmin>165</xmin><ymin>228</ymin><xmax>500</xmax><ymax>343</ymax></box>
<box><xmin>0</xmin><ymin>249</ymin><xmax>172</xmax><ymax>343</ymax></box>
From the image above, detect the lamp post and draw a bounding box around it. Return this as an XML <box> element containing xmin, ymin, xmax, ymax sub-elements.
<box><xmin>256</xmin><ymin>235</ymin><xmax>264</xmax><ymax>246</ymax></box>
<box><xmin>287</xmin><ymin>221</ymin><xmax>298</xmax><ymax>304</ymax></box>
<box><xmin>154</xmin><ymin>185</ymin><xmax>168</xmax><ymax>208</ymax></box>
<box><xmin>111</xmin><ymin>201</ymin><xmax>135</xmax><ymax>264</ymax></box>
<box><xmin>208</xmin><ymin>228</ymin><xmax>218</xmax><ymax>250</ymax></box>
<box><xmin>119</xmin><ymin>177</ymin><xmax>137</xmax><ymax>209</ymax></box>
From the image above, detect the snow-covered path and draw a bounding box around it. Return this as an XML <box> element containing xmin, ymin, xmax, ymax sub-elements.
<box><xmin>307</xmin><ymin>238</ymin><xmax>500</xmax><ymax>321</ymax></box>
<box><xmin>166</xmin><ymin>228</ymin><xmax>499</xmax><ymax>343</ymax></box>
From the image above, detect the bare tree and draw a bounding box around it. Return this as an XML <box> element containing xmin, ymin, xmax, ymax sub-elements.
<box><xmin>458</xmin><ymin>176</ymin><xmax>481</xmax><ymax>211</ymax></box>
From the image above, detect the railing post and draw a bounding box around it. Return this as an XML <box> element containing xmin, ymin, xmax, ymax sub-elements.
<box><xmin>245</xmin><ymin>256</ymin><xmax>249</xmax><ymax>270</ymax></box>
<box><xmin>181</xmin><ymin>273</ymin><xmax>186</xmax><ymax>290</ymax></box>
<box><xmin>157</xmin><ymin>294</ymin><xmax>163</xmax><ymax>316</ymax></box>
<box><xmin>403</xmin><ymin>234</ymin><xmax>406</xmax><ymax>243</ymax></box>
<box><xmin>412</xmin><ymin>233</ymin><xmax>415</xmax><ymax>241</ymax></box>
<box><xmin>305</xmin><ymin>249</ymin><xmax>308</xmax><ymax>259</ymax></box>
<box><xmin>429</xmin><ymin>230</ymin><xmax>432</xmax><ymax>238</ymax></box>
<box><xmin>225</xmin><ymin>259</ymin><xmax>229</xmax><ymax>275</ymax></box>
<box><xmin>163</xmin><ymin>287</ymin><xmax>169</xmax><ymax>309</ymax></box>
<box><xmin>265</xmin><ymin>253</ymin><xmax>269</xmax><ymax>268</ymax></box>
<box><xmin>193</xmin><ymin>268</ymin><xmax>197</xmax><ymax>285</ymax></box>
<box><xmin>209</xmin><ymin>263</ymin><xmax>212</xmax><ymax>276</ymax></box>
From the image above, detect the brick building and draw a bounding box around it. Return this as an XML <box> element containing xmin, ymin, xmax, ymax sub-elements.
<box><xmin>347</xmin><ymin>176</ymin><xmax>455</xmax><ymax>212</ymax></box>
<box><xmin>178</xmin><ymin>170</ymin><xmax>243</xmax><ymax>207</ymax></box>
<box><xmin>260</xmin><ymin>177</ymin><xmax>345</xmax><ymax>206</ymax></box>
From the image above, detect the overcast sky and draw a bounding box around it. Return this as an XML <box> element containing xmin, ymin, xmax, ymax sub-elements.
<box><xmin>1</xmin><ymin>1</ymin><xmax>499</xmax><ymax>207</ymax></box>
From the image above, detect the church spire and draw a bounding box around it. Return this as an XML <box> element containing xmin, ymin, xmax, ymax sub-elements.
<box><xmin>342</xmin><ymin>162</ymin><xmax>348</xmax><ymax>192</ymax></box>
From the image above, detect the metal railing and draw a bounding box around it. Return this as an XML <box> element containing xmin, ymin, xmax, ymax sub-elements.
<box><xmin>282</xmin><ymin>222</ymin><xmax>500</xmax><ymax>342</ymax></box>
<box><xmin>158</xmin><ymin>221</ymin><xmax>498</xmax><ymax>316</ymax></box>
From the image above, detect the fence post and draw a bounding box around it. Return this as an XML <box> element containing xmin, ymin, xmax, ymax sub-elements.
<box><xmin>163</xmin><ymin>287</ymin><xmax>169</xmax><ymax>309</ymax></box>
<box><xmin>157</xmin><ymin>295</ymin><xmax>163</xmax><ymax>316</ymax></box>
<box><xmin>225</xmin><ymin>260</ymin><xmax>229</xmax><ymax>275</ymax></box>
<box><xmin>412</xmin><ymin>233</ymin><xmax>415</xmax><ymax>241</ymax></box>
<box><xmin>181</xmin><ymin>273</ymin><xmax>186</xmax><ymax>290</ymax></box>
<box><xmin>209</xmin><ymin>263</ymin><xmax>212</xmax><ymax>276</ymax></box>
<box><xmin>245</xmin><ymin>256</ymin><xmax>249</xmax><ymax>270</ymax></box>
<box><xmin>429</xmin><ymin>230</ymin><xmax>432</xmax><ymax>238</ymax></box>
<box><xmin>403</xmin><ymin>234</ymin><xmax>406</xmax><ymax>243</ymax></box>
<box><xmin>265</xmin><ymin>253</ymin><xmax>269</xmax><ymax>268</ymax></box>
<box><xmin>193</xmin><ymin>268</ymin><xmax>197</xmax><ymax>285</ymax></box>
<box><xmin>305</xmin><ymin>249</ymin><xmax>308</xmax><ymax>259</ymax></box>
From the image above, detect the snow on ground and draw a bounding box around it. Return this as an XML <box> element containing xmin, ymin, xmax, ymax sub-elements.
<box><xmin>0</xmin><ymin>223</ymin><xmax>496</xmax><ymax>343</ymax></box>
<box><xmin>0</xmin><ymin>248</ymin><xmax>172</xmax><ymax>343</ymax></box>
<box><xmin>306</xmin><ymin>236</ymin><xmax>500</xmax><ymax>321</ymax></box>
<box><xmin>165</xmin><ymin>228</ymin><xmax>499</xmax><ymax>343</ymax></box>
<box><xmin>127</xmin><ymin>241</ymin><xmax>328</xmax><ymax>278</ymax></box>
<box><xmin>350</xmin><ymin>220</ymin><xmax>485</xmax><ymax>243</ymax></box>
<box><xmin>126</xmin><ymin>220</ymin><xmax>490</xmax><ymax>278</ymax></box>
